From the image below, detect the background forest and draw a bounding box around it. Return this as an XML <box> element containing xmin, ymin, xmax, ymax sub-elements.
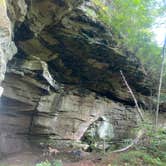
<box><xmin>92</xmin><ymin>0</ymin><xmax>165</xmax><ymax>79</ymax></box>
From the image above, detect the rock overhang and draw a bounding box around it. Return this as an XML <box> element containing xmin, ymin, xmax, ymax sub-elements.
<box><xmin>0</xmin><ymin>0</ymin><xmax>157</xmax><ymax>155</ymax></box>
<box><xmin>7</xmin><ymin>0</ymin><xmax>153</xmax><ymax>104</ymax></box>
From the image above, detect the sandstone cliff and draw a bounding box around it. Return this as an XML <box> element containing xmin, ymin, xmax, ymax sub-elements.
<box><xmin>0</xmin><ymin>0</ymin><xmax>155</xmax><ymax>155</ymax></box>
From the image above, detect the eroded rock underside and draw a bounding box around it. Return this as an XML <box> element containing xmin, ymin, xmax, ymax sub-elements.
<box><xmin>0</xmin><ymin>0</ymin><xmax>155</xmax><ymax>155</ymax></box>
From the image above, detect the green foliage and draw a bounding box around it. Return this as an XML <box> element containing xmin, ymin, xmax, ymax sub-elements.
<box><xmin>113</xmin><ymin>150</ymin><xmax>165</xmax><ymax>166</ymax></box>
<box><xmin>92</xmin><ymin>0</ymin><xmax>165</xmax><ymax>79</ymax></box>
<box><xmin>110</xmin><ymin>123</ymin><xmax>166</xmax><ymax>166</ymax></box>
<box><xmin>92</xmin><ymin>0</ymin><xmax>111</xmax><ymax>26</ymax></box>
<box><xmin>146</xmin><ymin>129</ymin><xmax>166</xmax><ymax>163</ymax></box>
<box><xmin>36</xmin><ymin>160</ymin><xmax>62</xmax><ymax>166</ymax></box>
<box><xmin>52</xmin><ymin>160</ymin><xmax>63</xmax><ymax>166</ymax></box>
<box><xmin>36</xmin><ymin>160</ymin><xmax>51</xmax><ymax>166</ymax></box>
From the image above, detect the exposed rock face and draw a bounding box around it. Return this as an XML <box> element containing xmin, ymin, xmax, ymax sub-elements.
<box><xmin>1</xmin><ymin>73</ymin><xmax>139</xmax><ymax>153</ymax></box>
<box><xmin>0</xmin><ymin>0</ymin><xmax>153</xmax><ymax>155</ymax></box>
<box><xmin>0</xmin><ymin>0</ymin><xmax>17</xmax><ymax>96</ymax></box>
<box><xmin>9</xmin><ymin>0</ymin><xmax>152</xmax><ymax>102</ymax></box>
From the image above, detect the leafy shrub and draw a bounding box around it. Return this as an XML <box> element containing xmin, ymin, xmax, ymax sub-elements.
<box><xmin>110</xmin><ymin>124</ymin><xmax>166</xmax><ymax>166</ymax></box>
<box><xmin>36</xmin><ymin>160</ymin><xmax>51</xmax><ymax>166</ymax></box>
<box><xmin>36</xmin><ymin>160</ymin><xmax>62</xmax><ymax>166</ymax></box>
<box><xmin>52</xmin><ymin>160</ymin><xmax>63</xmax><ymax>166</ymax></box>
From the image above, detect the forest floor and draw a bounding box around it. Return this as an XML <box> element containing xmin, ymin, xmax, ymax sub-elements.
<box><xmin>0</xmin><ymin>148</ymin><xmax>103</xmax><ymax>166</ymax></box>
<box><xmin>1</xmin><ymin>140</ymin><xmax>166</xmax><ymax>166</ymax></box>
<box><xmin>1</xmin><ymin>145</ymin><xmax>165</xmax><ymax>166</ymax></box>
<box><xmin>0</xmin><ymin>113</ymin><xmax>166</xmax><ymax>166</ymax></box>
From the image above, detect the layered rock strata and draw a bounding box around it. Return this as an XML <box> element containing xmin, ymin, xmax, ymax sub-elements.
<box><xmin>0</xmin><ymin>0</ymin><xmax>154</xmax><ymax>155</ymax></box>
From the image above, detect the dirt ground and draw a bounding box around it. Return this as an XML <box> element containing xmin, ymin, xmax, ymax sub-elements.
<box><xmin>0</xmin><ymin>148</ymin><xmax>111</xmax><ymax>166</ymax></box>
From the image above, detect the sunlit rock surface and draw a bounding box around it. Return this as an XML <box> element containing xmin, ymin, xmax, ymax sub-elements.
<box><xmin>0</xmin><ymin>0</ymin><xmax>16</xmax><ymax>95</ymax></box>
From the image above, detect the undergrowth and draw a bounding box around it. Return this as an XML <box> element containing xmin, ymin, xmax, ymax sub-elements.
<box><xmin>36</xmin><ymin>160</ymin><xmax>62</xmax><ymax>166</ymax></box>
<box><xmin>110</xmin><ymin>124</ymin><xmax>166</xmax><ymax>166</ymax></box>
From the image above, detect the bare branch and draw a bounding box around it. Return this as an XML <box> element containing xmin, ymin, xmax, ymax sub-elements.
<box><xmin>156</xmin><ymin>36</ymin><xmax>166</xmax><ymax>128</ymax></box>
<box><xmin>113</xmin><ymin>129</ymin><xmax>145</xmax><ymax>153</ymax></box>
<box><xmin>120</xmin><ymin>70</ymin><xmax>144</xmax><ymax>121</ymax></box>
